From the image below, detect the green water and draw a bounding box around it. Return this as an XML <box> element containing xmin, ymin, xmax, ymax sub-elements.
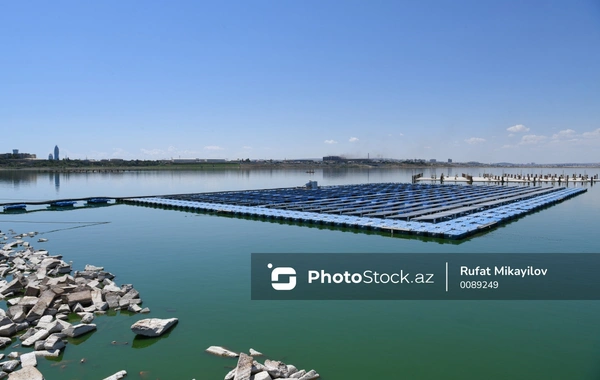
<box><xmin>1</xmin><ymin>168</ymin><xmax>599</xmax><ymax>379</ymax></box>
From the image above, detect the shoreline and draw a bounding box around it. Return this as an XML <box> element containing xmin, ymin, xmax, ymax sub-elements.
<box><xmin>1</xmin><ymin>162</ymin><xmax>600</xmax><ymax>172</ymax></box>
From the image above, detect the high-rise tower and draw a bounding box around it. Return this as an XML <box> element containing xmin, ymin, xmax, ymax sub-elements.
<box><xmin>54</xmin><ymin>145</ymin><xmax>59</xmax><ymax>161</ymax></box>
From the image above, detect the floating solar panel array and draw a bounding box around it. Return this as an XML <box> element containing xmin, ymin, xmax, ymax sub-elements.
<box><xmin>124</xmin><ymin>183</ymin><xmax>586</xmax><ymax>239</ymax></box>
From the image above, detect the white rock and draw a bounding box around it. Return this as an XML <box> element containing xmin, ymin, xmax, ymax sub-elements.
<box><xmin>130</xmin><ymin>318</ymin><xmax>178</xmax><ymax>337</ymax></box>
<box><xmin>44</xmin><ymin>334</ymin><xmax>66</xmax><ymax>350</ymax></box>
<box><xmin>297</xmin><ymin>369</ymin><xmax>320</xmax><ymax>380</ymax></box>
<box><xmin>290</xmin><ymin>370</ymin><xmax>306</xmax><ymax>379</ymax></box>
<box><xmin>20</xmin><ymin>351</ymin><xmax>37</xmax><ymax>367</ymax></box>
<box><xmin>252</xmin><ymin>372</ymin><xmax>272</xmax><ymax>380</ymax></box>
<box><xmin>80</xmin><ymin>313</ymin><xmax>95</xmax><ymax>324</ymax></box>
<box><xmin>63</xmin><ymin>323</ymin><xmax>96</xmax><ymax>338</ymax></box>
<box><xmin>6</xmin><ymin>366</ymin><xmax>44</xmax><ymax>379</ymax></box>
<box><xmin>34</xmin><ymin>349</ymin><xmax>61</xmax><ymax>357</ymax></box>
<box><xmin>22</xmin><ymin>329</ymin><xmax>50</xmax><ymax>347</ymax></box>
<box><xmin>286</xmin><ymin>365</ymin><xmax>298</xmax><ymax>376</ymax></box>
<box><xmin>249</xmin><ymin>348</ymin><xmax>263</xmax><ymax>356</ymax></box>
<box><xmin>85</xmin><ymin>264</ymin><xmax>104</xmax><ymax>271</ymax></box>
<box><xmin>102</xmin><ymin>370</ymin><xmax>127</xmax><ymax>380</ymax></box>
<box><xmin>206</xmin><ymin>346</ymin><xmax>239</xmax><ymax>357</ymax></box>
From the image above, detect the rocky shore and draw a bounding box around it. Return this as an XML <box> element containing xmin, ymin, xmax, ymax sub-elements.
<box><xmin>206</xmin><ymin>346</ymin><xmax>320</xmax><ymax>380</ymax></box>
<box><xmin>0</xmin><ymin>230</ymin><xmax>155</xmax><ymax>379</ymax></box>
<box><xmin>1</xmin><ymin>229</ymin><xmax>320</xmax><ymax>380</ymax></box>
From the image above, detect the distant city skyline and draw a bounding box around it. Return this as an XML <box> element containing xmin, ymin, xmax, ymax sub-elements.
<box><xmin>1</xmin><ymin>1</ymin><xmax>598</xmax><ymax>164</ymax></box>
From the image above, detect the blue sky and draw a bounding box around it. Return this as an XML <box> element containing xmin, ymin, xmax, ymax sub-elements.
<box><xmin>1</xmin><ymin>0</ymin><xmax>599</xmax><ymax>163</ymax></box>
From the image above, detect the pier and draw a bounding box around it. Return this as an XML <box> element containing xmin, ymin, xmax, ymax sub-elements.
<box><xmin>416</xmin><ymin>172</ymin><xmax>598</xmax><ymax>184</ymax></box>
<box><xmin>122</xmin><ymin>183</ymin><xmax>586</xmax><ymax>239</ymax></box>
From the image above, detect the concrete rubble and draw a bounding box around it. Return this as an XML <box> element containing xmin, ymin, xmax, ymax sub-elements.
<box><xmin>0</xmin><ymin>230</ymin><xmax>158</xmax><ymax>379</ymax></box>
<box><xmin>211</xmin><ymin>347</ymin><xmax>320</xmax><ymax>380</ymax></box>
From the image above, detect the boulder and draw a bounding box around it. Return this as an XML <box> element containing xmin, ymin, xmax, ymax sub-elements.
<box><xmin>206</xmin><ymin>346</ymin><xmax>239</xmax><ymax>357</ymax></box>
<box><xmin>84</xmin><ymin>264</ymin><xmax>104</xmax><ymax>271</ymax></box>
<box><xmin>25</xmin><ymin>285</ymin><xmax>41</xmax><ymax>297</ymax></box>
<box><xmin>225</xmin><ymin>368</ymin><xmax>236</xmax><ymax>380</ymax></box>
<box><xmin>7</xmin><ymin>366</ymin><xmax>44</xmax><ymax>379</ymax></box>
<box><xmin>78</xmin><ymin>313</ymin><xmax>94</xmax><ymax>324</ymax></box>
<box><xmin>19</xmin><ymin>351</ymin><xmax>37</xmax><ymax>367</ymax></box>
<box><xmin>128</xmin><ymin>304</ymin><xmax>142</xmax><ymax>313</ymax></box>
<box><xmin>0</xmin><ymin>316</ymin><xmax>13</xmax><ymax>328</ymax></box>
<box><xmin>44</xmin><ymin>334</ymin><xmax>66</xmax><ymax>350</ymax></box>
<box><xmin>63</xmin><ymin>323</ymin><xmax>97</xmax><ymax>338</ymax></box>
<box><xmin>286</xmin><ymin>365</ymin><xmax>298</xmax><ymax>376</ymax></box>
<box><xmin>264</xmin><ymin>360</ymin><xmax>288</xmax><ymax>378</ymax></box>
<box><xmin>0</xmin><ymin>277</ymin><xmax>26</xmax><ymax>296</ymax></box>
<box><xmin>233</xmin><ymin>352</ymin><xmax>254</xmax><ymax>380</ymax></box>
<box><xmin>64</xmin><ymin>290</ymin><xmax>92</xmax><ymax>307</ymax></box>
<box><xmin>7</xmin><ymin>306</ymin><xmax>26</xmax><ymax>323</ymax></box>
<box><xmin>251</xmin><ymin>372</ymin><xmax>272</xmax><ymax>380</ymax></box>
<box><xmin>1</xmin><ymin>360</ymin><xmax>19</xmax><ymax>372</ymax></box>
<box><xmin>102</xmin><ymin>370</ymin><xmax>127</xmax><ymax>380</ymax></box>
<box><xmin>22</xmin><ymin>329</ymin><xmax>50</xmax><ymax>347</ymax></box>
<box><xmin>297</xmin><ymin>370</ymin><xmax>320</xmax><ymax>380</ymax></box>
<box><xmin>0</xmin><ymin>338</ymin><xmax>10</xmax><ymax>349</ymax></box>
<box><xmin>105</xmin><ymin>293</ymin><xmax>120</xmax><ymax>309</ymax></box>
<box><xmin>25</xmin><ymin>290</ymin><xmax>56</xmax><ymax>322</ymax></box>
<box><xmin>290</xmin><ymin>370</ymin><xmax>306</xmax><ymax>379</ymax></box>
<box><xmin>33</xmin><ymin>349</ymin><xmax>61</xmax><ymax>357</ymax></box>
<box><xmin>249</xmin><ymin>348</ymin><xmax>263</xmax><ymax>356</ymax></box>
<box><xmin>131</xmin><ymin>318</ymin><xmax>178</xmax><ymax>337</ymax></box>
<box><xmin>0</xmin><ymin>323</ymin><xmax>17</xmax><ymax>337</ymax></box>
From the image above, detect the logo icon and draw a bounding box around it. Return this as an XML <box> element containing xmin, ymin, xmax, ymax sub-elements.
<box><xmin>268</xmin><ymin>263</ymin><xmax>297</xmax><ymax>291</ymax></box>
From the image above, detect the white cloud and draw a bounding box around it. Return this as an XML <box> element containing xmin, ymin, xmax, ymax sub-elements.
<box><xmin>324</xmin><ymin>140</ymin><xmax>338</xmax><ymax>144</ymax></box>
<box><xmin>465</xmin><ymin>137</ymin><xmax>486</xmax><ymax>145</ymax></box>
<box><xmin>204</xmin><ymin>145</ymin><xmax>224</xmax><ymax>151</ymax></box>
<box><xmin>501</xmin><ymin>144</ymin><xmax>516</xmax><ymax>149</ymax></box>
<box><xmin>349</xmin><ymin>137</ymin><xmax>359</xmax><ymax>142</ymax></box>
<box><xmin>551</xmin><ymin>129</ymin><xmax>576</xmax><ymax>140</ymax></box>
<box><xmin>519</xmin><ymin>134</ymin><xmax>547</xmax><ymax>145</ymax></box>
<box><xmin>140</xmin><ymin>148</ymin><xmax>165</xmax><ymax>156</ymax></box>
<box><xmin>508</xmin><ymin>134</ymin><xmax>514</xmax><ymax>138</ymax></box>
<box><xmin>111</xmin><ymin>148</ymin><xmax>134</xmax><ymax>158</ymax></box>
<box><xmin>507</xmin><ymin>124</ymin><xmax>530</xmax><ymax>133</ymax></box>
<box><xmin>582</xmin><ymin>128</ymin><xmax>600</xmax><ymax>139</ymax></box>
<box><xmin>243</xmin><ymin>146</ymin><xmax>252</xmax><ymax>150</ymax></box>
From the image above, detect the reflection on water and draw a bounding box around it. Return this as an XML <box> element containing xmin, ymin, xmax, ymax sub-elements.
<box><xmin>0</xmin><ymin>167</ymin><xmax>597</xmax><ymax>203</ymax></box>
<box><xmin>0</xmin><ymin>170</ymin><xmax>37</xmax><ymax>190</ymax></box>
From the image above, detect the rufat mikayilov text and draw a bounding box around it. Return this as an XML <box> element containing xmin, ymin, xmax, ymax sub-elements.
<box><xmin>308</xmin><ymin>269</ymin><xmax>434</xmax><ymax>284</ymax></box>
<box><xmin>460</xmin><ymin>266</ymin><xmax>548</xmax><ymax>277</ymax></box>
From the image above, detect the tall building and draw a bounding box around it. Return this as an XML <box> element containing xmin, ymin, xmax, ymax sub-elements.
<box><xmin>54</xmin><ymin>145</ymin><xmax>59</xmax><ymax>161</ymax></box>
<box><xmin>48</xmin><ymin>153</ymin><xmax>53</xmax><ymax>160</ymax></box>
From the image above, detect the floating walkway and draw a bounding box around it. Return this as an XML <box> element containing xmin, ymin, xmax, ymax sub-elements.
<box><xmin>123</xmin><ymin>183</ymin><xmax>586</xmax><ymax>239</ymax></box>
<box><xmin>1</xmin><ymin>197</ymin><xmax>115</xmax><ymax>213</ymax></box>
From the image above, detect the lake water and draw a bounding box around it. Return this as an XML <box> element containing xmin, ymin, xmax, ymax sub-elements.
<box><xmin>1</xmin><ymin>167</ymin><xmax>599</xmax><ymax>380</ymax></box>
